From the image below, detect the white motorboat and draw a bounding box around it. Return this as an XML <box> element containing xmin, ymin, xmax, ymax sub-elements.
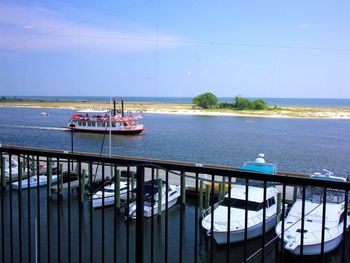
<box><xmin>201</xmin><ymin>154</ymin><xmax>281</xmax><ymax>244</ymax></box>
<box><xmin>276</xmin><ymin>169</ymin><xmax>350</xmax><ymax>255</ymax></box>
<box><xmin>128</xmin><ymin>179</ymin><xmax>181</xmax><ymax>218</ymax></box>
<box><xmin>4</xmin><ymin>158</ymin><xmax>18</xmax><ymax>178</ymax></box>
<box><xmin>12</xmin><ymin>175</ymin><xmax>58</xmax><ymax>189</ymax></box>
<box><xmin>92</xmin><ymin>181</ymin><xmax>132</xmax><ymax>208</ymax></box>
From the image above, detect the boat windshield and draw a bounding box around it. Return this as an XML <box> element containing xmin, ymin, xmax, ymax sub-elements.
<box><xmin>298</xmin><ymin>186</ymin><xmax>345</xmax><ymax>204</ymax></box>
<box><xmin>235</xmin><ymin>178</ymin><xmax>275</xmax><ymax>188</ymax></box>
<box><xmin>221</xmin><ymin>198</ymin><xmax>263</xmax><ymax>212</ymax></box>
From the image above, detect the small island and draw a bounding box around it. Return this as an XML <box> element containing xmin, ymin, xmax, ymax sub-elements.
<box><xmin>0</xmin><ymin>95</ymin><xmax>350</xmax><ymax>119</ymax></box>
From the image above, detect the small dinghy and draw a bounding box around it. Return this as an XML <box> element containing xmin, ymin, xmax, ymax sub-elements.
<box><xmin>276</xmin><ymin>169</ymin><xmax>350</xmax><ymax>255</ymax></box>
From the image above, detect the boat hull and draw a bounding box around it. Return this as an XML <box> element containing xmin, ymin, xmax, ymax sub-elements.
<box><xmin>12</xmin><ymin>175</ymin><xmax>58</xmax><ymax>189</ymax></box>
<box><xmin>282</xmin><ymin>235</ymin><xmax>344</xmax><ymax>255</ymax></box>
<box><xmin>70</xmin><ymin>127</ymin><xmax>143</xmax><ymax>135</ymax></box>
<box><xmin>92</xmin><ymin>192</ymin><xmax>128</xmax><ymax>208</ymax></box>
<box><xmin>143</xmin><ymin>196</ymin><xmax>179</xmax><ymax>217</ymax></box>
<box><xmin>212</xmin><ymin>213</ymin><xmax>278</xmax><ymax>245</ymax></box>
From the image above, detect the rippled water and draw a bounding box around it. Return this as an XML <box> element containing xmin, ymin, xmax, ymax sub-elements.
<box><xmin>1</xmin><ymin>107</ymin><xmax>350</xmax><ymax>262</ymax></box>
<box><xmin>0</xmin><ymin>107</ymin><xmax>349</xmax><ymax>176</ymax></box>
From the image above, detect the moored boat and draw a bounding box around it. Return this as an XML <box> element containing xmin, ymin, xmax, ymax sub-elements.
<box><xmin>128</xmin><ymin>179</ymin><xmax>181</xmax><ymax>218</ymax></box>
<box><xmin>12</xmin><ymin>175</ymin><xmax>58</xmax><ymax>189</ymax></box>
<box><xmin>275</xmin><ymin>169</ymin><xmax>350</xmax><ymax>255</ymax></box>
<box><xmin>201</xmin><ymin>154</ymin><xmax>281</xmax><ymax>244</ymax></box>
<box><xmin>92</xmin><ymin>181</ymin><xmax>132</xmax><ymax>208</ymax></box>
<box><xmin>4</xmin><ymin>158</ymin><xmax>18</xmax><ymax>178</ymax></box>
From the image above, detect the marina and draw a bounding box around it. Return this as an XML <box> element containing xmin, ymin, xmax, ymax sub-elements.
<box><xmin>0</xmin><ymin>145</ymin><xmax>349</xmax><ymax>263</ymax></box>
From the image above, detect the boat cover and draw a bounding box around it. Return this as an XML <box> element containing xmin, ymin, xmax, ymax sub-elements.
<box><xmin>239</xmin><ymin>163</ymin><xmax>275</xmax><ymax>174</ymax></box>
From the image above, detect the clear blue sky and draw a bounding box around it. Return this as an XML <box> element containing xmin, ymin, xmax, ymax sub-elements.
<box><xmin>0</xmin><ymin>0</ymin><xmax>349</xmax><ymax>98</ymax></box>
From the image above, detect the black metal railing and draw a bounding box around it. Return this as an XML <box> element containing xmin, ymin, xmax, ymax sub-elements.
<box><xmin>0</xmin><ymin>145</ymin><xmax>349</xmax><ymax>263</ymax></box>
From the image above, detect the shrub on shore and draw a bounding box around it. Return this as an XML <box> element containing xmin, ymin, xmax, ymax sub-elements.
<box><xmin>192</xmin><ymin>92</ymin><xmax>218</xmax><ymax>109</ymax></box>
<box><xmin>192</xmin><ymin>93</ymin><xmax>269</xmax><ymax>110</ymax></box>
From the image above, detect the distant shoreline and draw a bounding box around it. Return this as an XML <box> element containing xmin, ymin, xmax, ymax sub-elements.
<box><xmin>1</xmin><ymin>99</ymin><xmax>350</xmax><ymax>119</ymax></box>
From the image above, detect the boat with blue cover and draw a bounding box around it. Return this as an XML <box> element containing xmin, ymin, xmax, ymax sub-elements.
<box><xmin>201</xmin><ymin>154</ymin><xmax>281</xmax><ymax>244</ymax></box>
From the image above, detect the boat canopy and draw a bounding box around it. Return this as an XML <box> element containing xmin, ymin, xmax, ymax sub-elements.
<box><xmin>77</xmin><ymin>109</ymin><xmax>110</xmax><ymax>114</ymax></box>
<box><xmin>132</xmin><ymin>180</ymin><xmax>166</xmax><ymax>196</ymax></box>
<box><xmin>239</xmin><ymin>162</ymin><xmax>276</xmax><ymax>174</ymax></box>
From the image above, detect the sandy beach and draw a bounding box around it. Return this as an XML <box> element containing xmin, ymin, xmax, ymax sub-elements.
<box><xmin>1</xmin><ymin>99</ymin><xmax>350</xmax><ymax>119</ymax></box>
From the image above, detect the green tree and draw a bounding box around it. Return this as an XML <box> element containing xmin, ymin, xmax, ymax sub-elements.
<box><xmin>192</xmin><ymin>92</ymin><xmax>218</xmax><ymax>109</ymax></box>
<box><xmin>252</xmin><ymin>99</ymin><xmax>267</xmax><ymax>110</ymax></box>
<box><xmin>234</xmin><ymin>96</ymin><xmax>268</xmax><ymax>110</ymax></box>
<box><xmin>234</xmin><ymin>96</ymin><xmax>251</xmax><ymax>110</ymax></box>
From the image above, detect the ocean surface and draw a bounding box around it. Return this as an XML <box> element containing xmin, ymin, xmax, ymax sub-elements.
<box><xmin>0</xmin><ymin>107</ymin><xmax>349</xmax><ymax>262</ymax></box>
<box><xmin>0</xmin><ymin>108</ymin><xmax>350</xmax><ymax>176</ymax></box>
<box><xmin>6</xmin><ymin>96</ymin><xmax>350</xmax><ymax>108</ymax></box>
<box><xmin>0</xmin><ymin>107</ymin><xmax>349</xmax><ymax>176</ymax></box>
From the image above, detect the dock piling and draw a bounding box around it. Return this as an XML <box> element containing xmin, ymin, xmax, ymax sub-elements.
<box><xmin>199</xmin><ymin>180</ymin><xmax>204</xmax><ymax>210</ymax></box>
<box><xmin>292</xmin><ymin>186</ymin><xmax>298</xmax><ymax>204</ymax></box>
<box><xmin>205</xmin><ymin>183</ymin><xmax>211</xmax><ymax>209</ymax></box>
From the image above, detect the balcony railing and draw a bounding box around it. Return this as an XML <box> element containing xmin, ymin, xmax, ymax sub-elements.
<box><xmin>0</xmin><ymin>145</ymin><xmax>349</xmax><ymax>263</ymax></box>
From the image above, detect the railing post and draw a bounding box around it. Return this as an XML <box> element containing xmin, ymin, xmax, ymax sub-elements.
<box><xmin>136</xmin><ymin>165</ymin><xmax>144</xmax><ymax>263</ymax></box>
<box><xmin>81</xmin><ymin>168</ymin><xmax>86</xmax><ymax>202</ymax></box>
<box><xmin>180</xmin><ymin>171</ymin><xmax>186</xmax><ymax>205</ymax></box>
<box><xmin>0</xmin><ymin>157</ymin><xmax>5</xmax><ymax>188</ymax></box>
<box><xmin>199</xmin><ymin>180</ymin><xmax>203</xmax><ymax>210</ymax></box>
<box><xmin>48</xmin><ymin>157</ymin><xmax>52</xmax><ymax>197</ymax></box>
<box><xmin>115</xmin><ymin>169</ymin><xmax>121</xmax><ymax>209</ymax></box>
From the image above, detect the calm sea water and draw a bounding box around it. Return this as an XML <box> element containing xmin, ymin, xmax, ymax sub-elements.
<box><xmin>0</xmin><ymin>107</ymin><xmax>349</xmax><ymax>176</ymax></box>
<box><xmin>1</xmin><ymin>107</ymin><xmax>350</xmax><ymax>262</ymax></box>
<box><xmin>8</xmin><ymin>96</ymin><xmax>350</xmax><ymax>108</ymax></box>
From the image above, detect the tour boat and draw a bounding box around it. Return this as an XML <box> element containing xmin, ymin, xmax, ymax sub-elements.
<box><xmin>66</xmin><ymin>98</ymin><xmax>144</xmax><ymax>134</ymax></box>
<box><xmin>128</xmin><ymin>179</ymin><xmax>181</xmax><ymax>218</ymax></box>
<box><xmin>276</xmin><ymin>169</ymin><xmax>350</xmax><ymax>255</ymax></box>
<box><xmin>201</xmin><ymin>154</ymin><xmax>281</xmax><ymax>244</ymax></box>
<box><xmin>12</xmin><ymin>175</ymin><xmax>58</xmax><ymax>189</ymax></box>
<box><xmin>92</xmin><ymin>181</ymin><xmax>132</xmax><ymax>208</ymax></box>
